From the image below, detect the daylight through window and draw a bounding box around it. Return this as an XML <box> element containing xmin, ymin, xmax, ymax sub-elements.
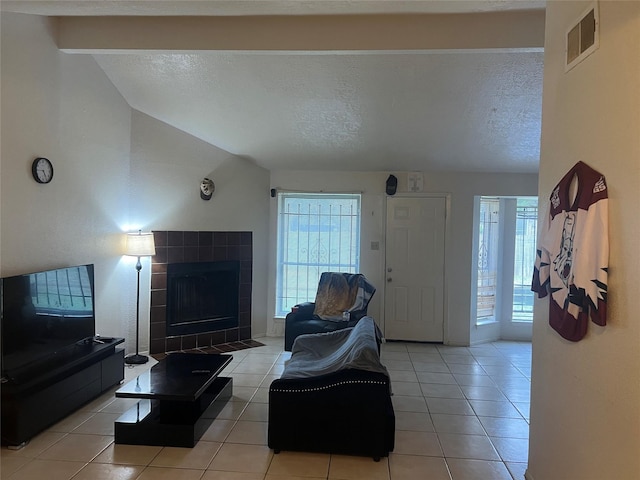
<box><xmin>476</xmin><ymin>197</ymin><xmax>500</xmax><ymax>323</ymax></box>
<box><xmin>513</xmin><ymin>198</ymin><xmax>538</xmax><ymax>322</ymax></box>
<box><xmin>276</xmin><ymin>193</ymin><xmax>361</xmax><ymax>317</ymax></box>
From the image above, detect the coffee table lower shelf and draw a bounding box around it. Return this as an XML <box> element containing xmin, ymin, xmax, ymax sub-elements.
<box><xmin>114</xmin><ymin>376</ymin><xmax>232</xmax><ymax>448</ymax></box>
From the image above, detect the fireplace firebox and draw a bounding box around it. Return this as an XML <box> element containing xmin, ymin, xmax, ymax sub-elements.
<box><xmin>166</xmin><ymin>261</ymin><xmax>240</xmax><ymax>336</ymax></box>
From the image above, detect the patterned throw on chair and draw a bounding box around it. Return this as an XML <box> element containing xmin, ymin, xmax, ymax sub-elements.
<box><xmin>312</xmin><ymin>272</ymin><xmax>376</xmax><ymax>321</ymax></box>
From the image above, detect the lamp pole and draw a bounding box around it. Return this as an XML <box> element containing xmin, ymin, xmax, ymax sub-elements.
<box><xmin>125</xmin><ymin>255</ymin><xmax>147</xmax><ymax>364</ymax></box>
<box><xmin>124</xmin><ymin>230</ymin><xmax>155</xmax><ymax>365</ymax></box>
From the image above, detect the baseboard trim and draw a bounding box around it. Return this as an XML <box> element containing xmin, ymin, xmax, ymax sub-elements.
<box><xmin>525</xmin><ymin>468</ymin><xmax>535</xmax><ymax>480</ymax></box>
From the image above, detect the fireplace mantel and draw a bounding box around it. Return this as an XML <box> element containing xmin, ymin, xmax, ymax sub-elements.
<box><xmin>149</xmin><ymin>231</ymin><xmax>252</xmax><ymax>355</ymax></box>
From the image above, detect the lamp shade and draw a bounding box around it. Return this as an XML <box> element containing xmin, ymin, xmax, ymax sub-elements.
<box><xmin>125</xmin><ymin>231</ymin><xmax>156</xmax><ymax>257</ymax></box>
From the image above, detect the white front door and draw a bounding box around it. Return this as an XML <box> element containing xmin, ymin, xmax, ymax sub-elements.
<box><xmin>384</xmin><ymin>196</ymin><xmax>446</xmax><ymax>342</ymax></box>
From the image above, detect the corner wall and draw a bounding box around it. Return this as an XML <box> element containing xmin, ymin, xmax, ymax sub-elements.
<box><xmin>128</xmin><ymin>111</ymin><xmax>270</xmax><ymax>340</ymax></box>
<box><xmin>1</xmin><ymin>13</ymin><xmax>135</xmax><ymax>343</ymax></box>
<box><xmin>0</xmin><ymin>13</ymin><xmax>271</xmax><ymax>358</ymax></box>
<box><xmin>528</xmin><ymin>2</ymin><xmax>640</xmax><ymax>478</ymax></box>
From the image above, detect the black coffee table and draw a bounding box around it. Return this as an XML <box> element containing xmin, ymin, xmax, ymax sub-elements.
<box><xmin>114</xmin><ymin>352</ymin><xmax>233</xmax><ymax>447</ymax></box>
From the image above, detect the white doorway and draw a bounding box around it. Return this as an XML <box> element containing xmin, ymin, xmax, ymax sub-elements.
<box><xmin>384</xmin><ymin>196</ymin><xmax>447</xmax><ymax>342</ymax></box>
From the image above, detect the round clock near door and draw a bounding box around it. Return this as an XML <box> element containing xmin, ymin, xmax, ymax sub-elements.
<box><xmin>31</xmin><ymin>157</ymin><xmax>53</xmax><ymax>184</ymax></box>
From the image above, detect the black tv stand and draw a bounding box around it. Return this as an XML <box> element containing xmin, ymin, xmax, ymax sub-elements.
<box><xmin>1</xmin><ymin>338</ymin><xmax>125</xmax><ymax>447</ymax></box>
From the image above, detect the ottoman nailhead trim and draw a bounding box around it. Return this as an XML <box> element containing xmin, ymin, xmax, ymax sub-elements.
<box><xmin>271</xmin><ymin>379</ymin><xmax>388</xmax><ymax>393</ymax></box>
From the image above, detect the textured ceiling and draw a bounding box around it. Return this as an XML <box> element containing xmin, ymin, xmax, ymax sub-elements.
<box><xmin>94</xmin><ymin>51</ymin><xmax>543</xmax><ymax>172</ymax></box>
<box><xmin>2</xmin><ymin>1</ymin><xmax>546</xmax><ymax>173</ymax></box>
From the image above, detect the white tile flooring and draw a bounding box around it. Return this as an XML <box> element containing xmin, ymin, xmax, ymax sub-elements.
<box><xmin>1</xmin><ymin>337</ymin><xmax>531</xmax><ymax>480</ymax></box>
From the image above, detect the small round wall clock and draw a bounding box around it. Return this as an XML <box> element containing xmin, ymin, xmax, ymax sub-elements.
<box><xmin>31</xmin><ymin>157</ymin><xmax>53</xmax><ymax>184</ymax></box>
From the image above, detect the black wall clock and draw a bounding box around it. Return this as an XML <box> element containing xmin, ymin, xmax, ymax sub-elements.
<box><xmin>32</xmin><ymin>157</ymin><xmax>53</xmax><ymax>184</ymax></box>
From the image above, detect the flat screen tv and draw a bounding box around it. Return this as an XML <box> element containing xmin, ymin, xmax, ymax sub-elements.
<box><xmin>1</xmin><ymin>264</ymin><xmax>96</xmax><ymax>382</ymax></box>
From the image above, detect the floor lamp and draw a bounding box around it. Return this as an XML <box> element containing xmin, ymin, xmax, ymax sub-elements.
<box><xmin>124</xmin><ymin>230</ymin><xmax>156</xmax><ymax>365</ymax></box>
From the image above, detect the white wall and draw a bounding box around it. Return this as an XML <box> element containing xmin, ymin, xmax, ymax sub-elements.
<box><xmin>0</xmin><ymin>13</ymin><xmax>271</xmax><ymax>358</ymax></box>
<box><xmin>129</xmin><ymin>110</ymin><xmax>271</xmax><ymax>338</ymax></box>
<box><xmin>268</xmin><ymin>169</ymin><xmax>537</xmax><ymax>345</ymax></box>
<box><xmin>528</xmin><ymin>2</ymin><xmax>640</xmax><ymax>479</ymax></box>
<box><xmin>1</xmin><ymin>13</ymin><xmax>135</xmax><ymax>343</ymax></box>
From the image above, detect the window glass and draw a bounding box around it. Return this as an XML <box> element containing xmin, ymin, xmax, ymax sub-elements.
<box><xmin>513</xmin><ymin>197</ymin><xmax>538</xmax><ymax>322</ymax></box>
<box><xmin>477</xmin><ymin>197</ymin><xmax>500</xmax><ymax>323</ymax></box>
<box><xmin>276</xmin><ymin>193</ymin><xmax>361</xmax><ymax>316</ymax></box>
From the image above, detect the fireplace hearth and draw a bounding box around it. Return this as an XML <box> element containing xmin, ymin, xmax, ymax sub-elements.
<box><xmin>149</xmin><ymin>231</ymin><xmax>252</xmax><ymax>355</ymax></box>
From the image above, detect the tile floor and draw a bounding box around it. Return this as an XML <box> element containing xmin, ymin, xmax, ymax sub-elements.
<box><xmin>1</xmin><ymin>337</ymin><xmax>531</xmax><ymax>480</ymax></box>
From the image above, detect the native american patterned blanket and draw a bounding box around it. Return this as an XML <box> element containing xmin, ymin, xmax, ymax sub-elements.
<box><xmin>312</xmin><ymin>272</ymin><xmax>376</xmax><ymax>322</ymax></box>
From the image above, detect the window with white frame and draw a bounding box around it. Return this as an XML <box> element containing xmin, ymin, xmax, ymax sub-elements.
<box><xmin>512</xmin><ymin>198</ymin><xmax>538</xmax><ymax>322</ymax></box>
<box><xmin>276</xmin><ymin>193</ymin><xmax>361</xmax><ymax>317</ymax></box>
<box><xmin>474</xmin><ymin>196</ymin><xmax>538</xmax><ymax>327</ymax></box>
<box><xmin>476</xmin><ymin>197</ymin><xmax>501</xmax><ymax>323</ymax></box>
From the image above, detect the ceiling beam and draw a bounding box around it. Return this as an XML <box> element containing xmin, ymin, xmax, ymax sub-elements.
<box><xmin>57</xmin><ymin>11</ymin><xmax>545</xmax><ymax>53</ymax></box>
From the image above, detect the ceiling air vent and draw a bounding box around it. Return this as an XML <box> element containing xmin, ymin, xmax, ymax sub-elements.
<box><xmin>566</xmin><ymin>2</ymin><xmax>600</xmax><ymax>72</ymax></box>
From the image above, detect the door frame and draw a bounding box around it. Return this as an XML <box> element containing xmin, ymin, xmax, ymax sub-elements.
<box><xmin>381</xmin><ymin>193</ymin><xmax>451</xmax><ymax>344</ymax></box>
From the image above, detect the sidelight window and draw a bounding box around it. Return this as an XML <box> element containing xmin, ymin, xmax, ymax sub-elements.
<box><xmin>476</xmin><ymin>197</ymin><xmax>501</xmax><ymax>323</ymax></box>
<box><xmin>474</xmin><ymin>196</ymin><xmax>538</xmax><ymax>328</ymax></box>
<box><xmin>512</xmin><ymin>198</ymin><xmax>538</xmax><ymax>322</ymax></box>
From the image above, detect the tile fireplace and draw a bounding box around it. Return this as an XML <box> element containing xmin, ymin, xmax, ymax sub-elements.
<box><xmin>149</xmin><ymin>230</ymin><xmax>252</xmax><ymax>355</ymax></box>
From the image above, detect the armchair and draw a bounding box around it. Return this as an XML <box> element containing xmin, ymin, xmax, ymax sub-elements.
<box><xmin>284</xmin><ymin>272</ymin><xmax>376</xmax><ymax>351</ymax></box>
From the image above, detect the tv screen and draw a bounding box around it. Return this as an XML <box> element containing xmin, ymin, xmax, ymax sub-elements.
<box><xmin>1</xmin><ymin>264</ymin><xmax>96</xmax><ymax>381</ymax></box>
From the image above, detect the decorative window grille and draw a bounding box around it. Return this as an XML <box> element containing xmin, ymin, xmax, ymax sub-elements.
<box><xmin>477</xmin><ymin>197</ymin><xmax>500</xmax><ymax>322</ymax></box>
<box><xmin>276</xmin><ymin>193</ymin><xmax>361</xmax><ymax>316</ymax></box>
<box><xmin>512</xmin><ymin>198</ymin><xmax>538</xmax><ymax>321</ymax></box>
